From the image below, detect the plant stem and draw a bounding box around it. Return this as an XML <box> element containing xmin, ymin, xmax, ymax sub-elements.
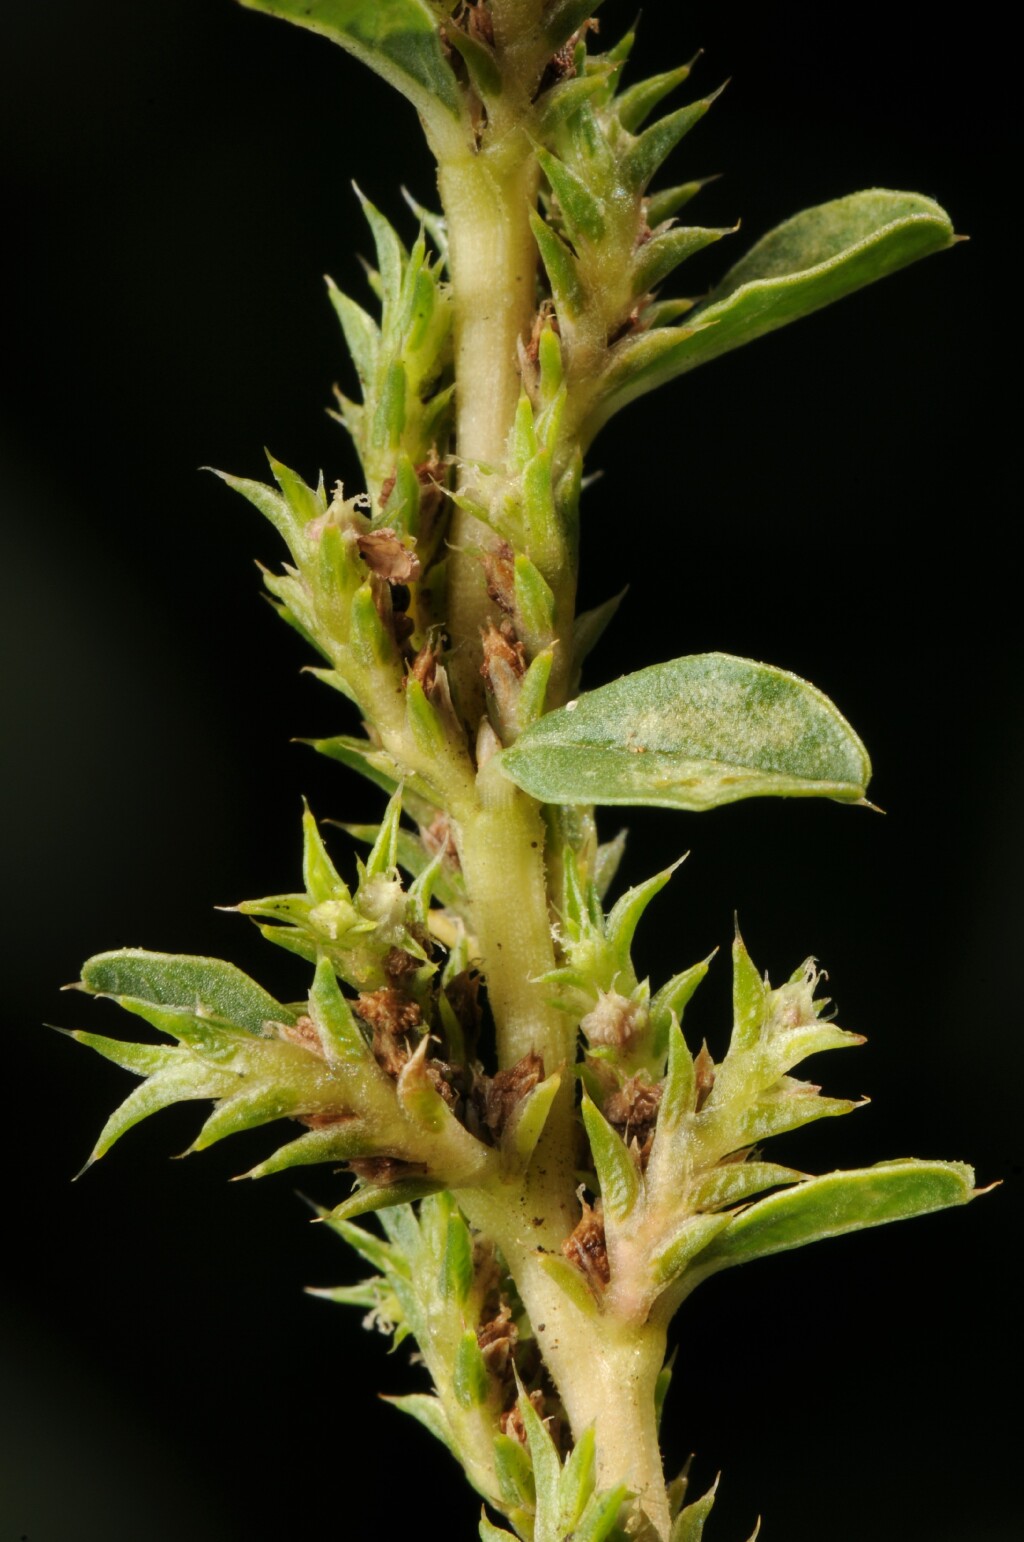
<box><xmin>461</xmin><ymin>1186</ymin><xmax>673</xmax><ymax>1539</ymax></box>
<box><xmin>452</xmin><ymin>753</ymin><xmax>579</xmax><ymax>1221</ymax></box>
<box><xmin>437</xmin><ymin>149</ymin><xmax>539</xmax><ymax>720</ymax></box>
<box><xmin>435</xmin><ymin>60</ymin><xmax>672</xmax><ymax>1539</ymax></box>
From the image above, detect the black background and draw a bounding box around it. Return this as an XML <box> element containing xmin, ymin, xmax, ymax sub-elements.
<box><xmin>2</xmin><ymin>3</ymin><xmax>1018</xmax><ymax>1539</ymax></box>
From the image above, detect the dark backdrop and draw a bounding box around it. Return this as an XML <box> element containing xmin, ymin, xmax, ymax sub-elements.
<box><xmin>2</xmin><ymin>4</ymin><xmax>1018</xmax><ymax>1539</ymax></box>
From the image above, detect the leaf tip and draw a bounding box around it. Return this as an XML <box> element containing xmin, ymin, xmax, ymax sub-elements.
<box><xmin>71</xmin><ymin>1152</ymin><xmax>99</xmax><ymax>1182</ymax></box>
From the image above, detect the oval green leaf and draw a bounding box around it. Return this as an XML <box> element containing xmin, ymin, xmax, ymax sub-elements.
<box><xmin>80</xmin><ymin>949</ymin><xmax>297</xmax><ymax>1033</ymax></box>
<box><xmin>498</xmin><ymin>653</ymin><xmax>870</xmax><ymax>811</ymax></box>
<box><xmin>689</xmin><ymin>1159</ymin><xmax>977</xmax><ymax>1280</ymax></box>
<box><xmin>589</xmin><ymin>189</ymin><xmax>956</xmax><ymax>436</ymax></box>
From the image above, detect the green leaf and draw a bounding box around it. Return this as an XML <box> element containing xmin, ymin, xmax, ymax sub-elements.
<box><xmin>671</xmin><ymin>1478</ymin><xmax>719</xmax><ymax>1542</ymax></box>
<box><xmin>730</xmin><ymin>931</ymin><xmax>766</xmax><ymax>1053</ymax></box>
<box><xmin>518</xmin><ymin>1384</ymin><xmax>561</xmax><ymax>1519</ymax></box>
<box><xmin>454</xmin><ymin>1327</ymin><xmax>491</xmax><ymax>1409</ymax></box>
<box><xmin>531</xmin><ymin>210</ymin><xmax>586</xmax><ymax>318</ymax></box>
<box><xmin>326</xmin><ymin>276</ymin><xmax>380</xmax><ymax>389</ymax></box>
<box><xmin>711</xmin><ymin>189</ymin><xmax>954</xmax><ymax>308</ymax></box>
<box><xmin>519</xmin><ymin>649</ymin><xmax>555</xmax><ymax>731</ymax></box>
<box><xmin>309</xmin><ymin>956</ymin><xmax>372</xmax><ymax>1064</ymax></box>
<box><xmin>575</xmin><ymin>1484</ymin><xmax>630</xmax><ymax>1542</ymax></box>
<box><xmin>68</xmin><ymin>1030</ymin><xmax>180</xmax><ymax>1079</ymax></box>
<box><xmin>302</xmin><ymin>803</ymin><xmax>345</xmax><ymax>902</ymax></box>
<box><xmin>593</xmin><ymin>828</ymin><xmax>627</xmax><ymax>901</ymax></box>
<box><xmin>441</xmin><ymin>1205</ymin><xmax>474</xmax><ymax>1306</ymax></box>
<box><xmin>650</xmin><ymin>956</ymin><xmax>712</xmax><ymax>1049</ymax></box>
<box><xmin>327</xmin><ymin>1216</ymin><xmax>399</xmax><ymax>1275</ymax></box>
<box><xmin>268</xmin><ymin>454</ymin><xmax>325</xmax><ymax>525</ymax></box>
<box><xmin>242</xmin><ymin>1118</ymin><xmax>370</xmax><ymax>1179</ymax></box>
<box><xmin>498</xmin><ymin>653</ymin><xmax>870</xmax><ymax>810</ymax></box>
<box><xmin>650</xmin><ymin>1213</ymin><xmax>731</xmax><ymax>1288</ymax></box>
<box><xmin>713</xmin><ymin>1082</ymin><xmax>858</xmax><ymax>1150</ymax></box>
<box><xmin>690</xmin><ymin>1160</ymin><xmax>977</xmax><ymax>1279</ymax></box>
<box><xmin>80</xmin><ymin>1057</ymin><xmax>237</xmax><ymax>1163</ymax></box>
<box><xmin>590</xmin><ymin>190</ymin><xmax>956</xmax><ymax>433</ymax></box>
<box><xmin>80</xmin><ymin>950</ymin><xmax>296</xmax><ymax>1033</ymax></box>
<box><xmin>605</xmin><ymin>860</ymin><xmax>682</xmax><ymax>974</ymax></box>
<box><xmin>536</xmin><ymin>145</ymin><xmax>607</xmax><ymax>242</ymax></box>
<box><xmin>493</xmin><ymin>1432</ymin><xmax>535</xmax><ymax>1509</ymax></box>
<box><xmin>581</xmin><ymin>1094</ymin><xmax>640</xmax><ymax>1221</ymax></box>
<box><xmin>364</xmin><ymin>786</ymin><xmax>403</xmax><ymax>878</ymax></box>
<box><xmin>191</xmin><ymin>1082</ymin><xmax>307</xmax><ymax>1151</ymax></box>
<box><xmin>658</xmin><ymin>1016</ymin><xmax>696</xmax><ymax>1131</ymax></box>
<box><xmin>559</xmin><ymin>1426</ymin><xmax>597</xmax><ymax>1528</ymax></box>
<box><xmin>654</xmin><ymin>1350</ymin><xmax>675</xmax><ymax>1435</ymax></box>
<box><xmin>621</xmin><ymin>92</ymin><xmax>721</xmax><ymax>192</ymax></box>
<box><xmin>646</xmin><ymin>179</ymin><xmax>715</xmax><ymax>227</ymax></box>
<box><xmin>504</xmin><ymin>1070</ymin><xmax>562</xmax><ymax>1172</ymax></box>
<box><xmin>536</xmin><ymin>1251</ymin><xmax>601</xmax><ymax>1317</ymax></box>
<box><xmin>478</xmin><ymin>1519</ymin><xmax>518</xmax><ymax>1542</ymax></box>
<box><xmin>327</xmin><ymin>1177</ymin><xmax>448</xmax><ymax>1222</ymax></box>
<box><xmin>616</xmin><ymin>61</ymin><xmax>696</xmax><ymax>134</ymax></box>
<box><xmin>514</xmin><ymin>554</ymin><xmax>556</xmax><ymax>649</ymax></box>
<box><xmin>571</xmin><ymin>589</ymin><xmax>626</xmax><ymax>682</ymax></box>
<box><xmin>632</xmin><ymin>225</ymin><xmax>731</xmax><ymax>297</ymax></box>
<box><xmin>686</xmin><ymin>1160</ymin><xmax>807</xmax><ymax>1212</ymax></box>
<box><xmin>210</xmin><ymin>469</ymin><xmax>294</xmax><ymax>542</ymax></box>
<box><xmin>238</xmin><ymin>1</ymin><xmax>464</xmax><ymax>127</ymax></box>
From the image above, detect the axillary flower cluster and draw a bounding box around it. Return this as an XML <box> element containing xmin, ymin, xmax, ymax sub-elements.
<box><xmin>63</xmin><ymin>5</ymin><xmax>980</xmax><ymax>1539</ymax></box>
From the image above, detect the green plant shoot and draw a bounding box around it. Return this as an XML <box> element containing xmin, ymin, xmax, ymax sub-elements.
<box><xmin>63</xmin><ymin>5</ymin><xmax>979</xmax><ymax>1538</ymax></box>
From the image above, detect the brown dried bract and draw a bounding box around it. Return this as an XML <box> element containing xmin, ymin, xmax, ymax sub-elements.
<box><xmin>425</xmin><ymin>1057</ymin><xmax>460</xmax><ymax>1111</ymax></box>
<box><xmin>604</xmin><ymin>1073</ymin><xmax>663</xmax><ymax>1161</ymax></box>
<box><xmin>384</xmin><ymin>946</ymin><xmax>422</xmax><ymax>983</ymax></box>
<box><xmin>392</xmin><ymin>609</ymin><xmax>415</xmax><ymax>647</ymax></box>
<box><xmin>694</xmin><ymin>1040</ymin><xmax>716</xmax><ymax>1112</ymax></box>
<box><xmin>408</xmin><ymin>645</ymin><xmax>462</xmax><ymax>740</ymax></box>
<box><xmin>477</xmin><ymin>1301</ymin><xmax>518</xmax><ymax>1378</ymax></box>
<box><xmin>481</xmin><ymin>539</ymin><xmax>515</xmax><ymax>614</ymax></box>
<box><xmin>357</xmin><ymin>528</ymin><xmax>422</xmax><ymax>584</ymax></box>
<box><xmin>297</xmin><ymin>1110</ymin><xmax>352</xmax><ymax>1131</ymax></box>
<box><xmin>481</xmin><ymin>1050</ymin><xmax>544</xmax><ymax>1138</ymax></box>
<box><xmin>277</xmin><ymin>1014</ymin><xmax>325</xmax><ymax>1058</ymax></box>
<box><xmin>348</xmin><ymin>1156</ymin><xmax>427</xmax><ymax>1185</ymax></box>
<box><xmin>480</xmin><ymin>620</ymin><xmax>526</xmax><ymax>684</ymax></box>
<box><xmin>561</xmin><ymin>1198</ymin><xmax>609</xmax><ymax>1289</ymax></box>
<box><xmin>524</xmin><ymin>301</ymin><xmax>560</xmax><ymax>367</ymax></box>
<box><xmin>408</xmin><ymin>638</ymin><xmax>441</xmax><ymax>694</ymax></box>
<box><xmin>500</xmin><ymin>1389</ymin><xmax>546</xmax><ymax>1446</ymax></box>
<box><xmin>421</xmin><ymin>811</ymin><xmax>461</xmax><ymax>871</ymax></box>
<box><xmin>537</xmin><ymin>18</ymin><xmax>599</xmax><ymax>94</ymax></box>
<box><xmin>357</xmin><ymin>988</ymin><xmax>423</xmax><ymax>1078</ymax></box>
<box><xmin>445</xmin><ymin>969</ymin><xmax>482</xmax><ymax>1039</ymax></box>
<box><xmin>607</xmin><ymin>302</ymin><xmax>646</xmax><ymax>347</ymax></box>
<box><xmin>463</xmin><ymin>0</ymin><xmax>494</xmax><ymax>48</ymax></box>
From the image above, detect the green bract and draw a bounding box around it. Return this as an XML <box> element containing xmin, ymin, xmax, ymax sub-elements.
<box><xmin>63</xmin><ymin>6</ymin><xmax>979</xmax><ymax>1540</ymax></box>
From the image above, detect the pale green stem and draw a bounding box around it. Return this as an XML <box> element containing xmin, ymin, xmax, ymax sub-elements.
<box><xmin>490</xmin><ymin>1</ymin><xmax>553</xmax><ymax>108</ymax></box>
<box><xmin>433</xmin><ymin>54</ymin><xmax>671</xmax><ymax>1540</ymax></box>
<box><xmin>460</xmin><ymin>1184</ymin><xmax>672</xmax><ymax>1539</ymax></box>
<box><xmin>452</xmin><ymin>764</ymin><xmax>566</xmax><ymax>1072</ymax></box>
<box><xmin>437</xmin><ymin>149</ymin><xmax>540</xmax><ymax>722</ymax></box>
